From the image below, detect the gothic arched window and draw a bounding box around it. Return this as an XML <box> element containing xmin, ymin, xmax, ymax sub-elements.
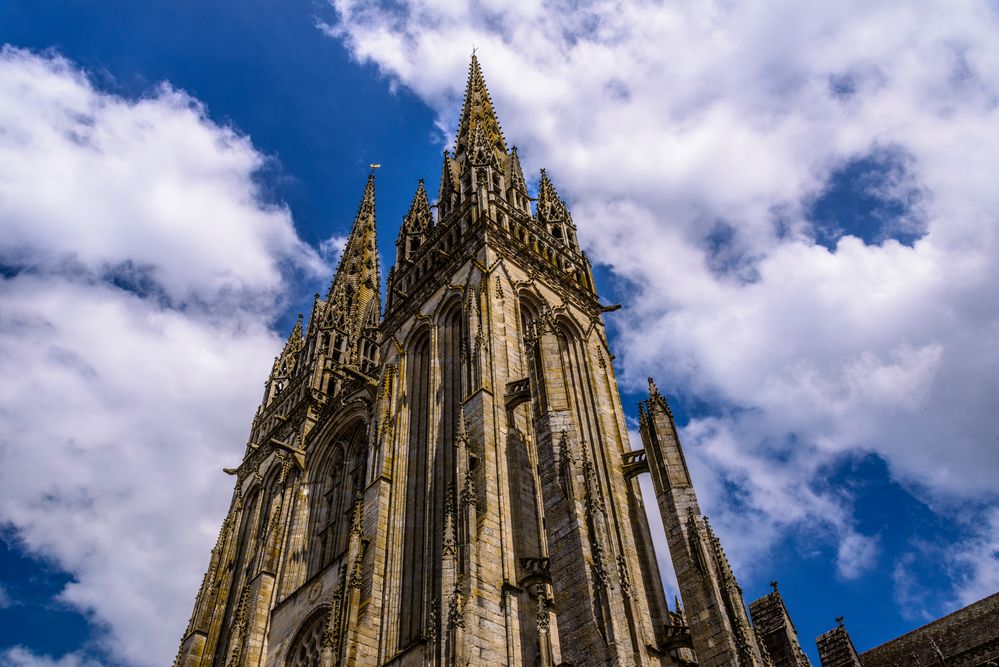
<box><xmin>518</xmin><ymin>294</ymin><xmax>548</xmax><ymax>415</ymax></box>
<box><xmin>285</xmin><ymin>609</ymin><xmax>325</xmax><ymax>667</ymax></box>
<box><xmin>399</xmin><ymin>329</ymin><xmax>431</xmax><ymax>648</ymax></box>
<box><xmin>308</xmin><ymin>421</ymin><xmax>368</xmax><ymax>578</ymax></box>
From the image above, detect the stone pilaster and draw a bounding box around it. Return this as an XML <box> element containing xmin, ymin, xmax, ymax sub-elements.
<box><xmin>528</xmin><ymin>318</ymin><xmax>632</xmax><ymax>666</ymax></box>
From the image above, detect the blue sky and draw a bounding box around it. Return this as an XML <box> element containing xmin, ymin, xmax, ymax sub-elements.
<box><xmin>1</xmin><ymin>1</ymin><xmax>998</xmax><ymax>665</ymax></box>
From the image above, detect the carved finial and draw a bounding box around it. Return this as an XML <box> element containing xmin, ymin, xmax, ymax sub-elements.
<box><xmin>536</xmin><ymin>588</ymin><xmax>550</xmax><ymax>632</ymax></box>
<box><xmin>647</xmin><ymin>377</ymin><xmax>674</xmax><ymax>418</ymax></box>
<box><xmin>350</xmin><ymin>492</ymin><xmax>364</xmax><ymax>536</ymax></box>
<box><xmin>443</xmin><ymin>485</ymin><xmax>457</xmax><ymax>558</ymax></box>
<box><xmin>836</xmin><ymin>616</ymin><xmax>845</xmax><ymax>627</ymax></box>
<box><xmin>457</xmin><ymin>406</ymin><xmax>468</xmax><ymax>440</ymax></box>
<box><xmin>770</xmin><ymin>580</ymin><xmax>779</xmax><ymax>593</ymax></box>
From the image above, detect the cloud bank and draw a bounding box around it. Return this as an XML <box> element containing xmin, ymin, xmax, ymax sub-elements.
<box><xmin>325</xmin><ymin>0</ymin><xmax>999</xmax><ymax>605</ymax></box>
<box><xmin>0</xmin><ymin>47</ymin><xmax>324</xmax><ymax>665</ymax></box>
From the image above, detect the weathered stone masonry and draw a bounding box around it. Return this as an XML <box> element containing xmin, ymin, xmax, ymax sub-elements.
<box><xmin>174</xmin><ymin>55</ymin><xmax>996</xmax><ymax>667</ymax></box>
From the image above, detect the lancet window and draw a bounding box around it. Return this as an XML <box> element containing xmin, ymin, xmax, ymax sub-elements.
<box><xmin>309</xmin><ymin>421</ymin><xmax>368</xmax><ymax>577</ymax></box>
<box><xmin>359</xmin><ymin>305</ymin><xmax>379</xmax><ymax>376</ymax></box>
<box><xmin>436</xmin><ymin>301</ymin><xmax>465</xmax><ymax>572</ymax></box>
<box><xmin>399</xmin><ymin>329</ymin><xmax>431</xmax><ymax>648</ymax></box>
<box><xmin>519</xmin><ymin>294</ymin><xmax>548</xmax><ymax>415</ymax></box>
<box><xmin>210</xmin><ymin>488</ymin><xmax>260</xmax><ymax>667</ymax></box>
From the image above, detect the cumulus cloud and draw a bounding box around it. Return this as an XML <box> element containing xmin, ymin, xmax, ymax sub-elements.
<box><xmin>0</xmin><ymin>48</ymin><xmax>324</xmax><ymax>665</ymax></box>
<box><xmin>2</xmin><ymin>647</ymin><xmax>103</xmax><ymax>667</ymax></box>
<box><xmin>325</xmin><ymin>0</ymin><xmax>999</xmax><ymax>592</ymax></box>
<box><xmin>319</xmin><ymin>233</ymin><xmax>350</xmax><ymax>265</ymax></box>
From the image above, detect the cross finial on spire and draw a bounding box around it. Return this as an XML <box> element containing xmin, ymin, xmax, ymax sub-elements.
<box><xmin>836</xmin><ymin>616</ymin><xmax>845</xmax><ymax>627</ymax></box>
<box><xmin>770</xmin><ymin>580</ymin><xmax>779</xmax><ymax>593</ymax></box>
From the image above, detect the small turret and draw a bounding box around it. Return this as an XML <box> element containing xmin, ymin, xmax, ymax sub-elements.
<box><xmin>639</xmin><ymin>377</ymin><xmax>769</xmax><ymax>666</ymax></box>
<box><xmin>505</xmin><ymin>146</ymin><xmax>531</xmax><ymax>216</ymax></box>
<box><xmin>396</xmin><ymin>180</ymin><xmax>433</xmax><ymax>264</ymax></box>
<box><xmin>306</xmin><ymin>173</ymin><xmax>381</xmax><ymax>393</ymax></box>
<box><xmin>264</xmin><ymin>314</ymin><xmax>304</xmax><ymax>407</ymax></box>
<box><xmin>535</xmin><ymin>169</ymin><xmax>579</xmax><ymax>251</ymax></box>
<box><xmin>437</xmin><ymin>150</ymin><xmax>461</xmax><ymax>221</ymax></box>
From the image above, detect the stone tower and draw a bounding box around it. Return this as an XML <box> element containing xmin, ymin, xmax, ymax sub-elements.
<box><xmin>175</xmin><ymin>55</ymin><xmax>777</xmax><ymax>667</ymax></box>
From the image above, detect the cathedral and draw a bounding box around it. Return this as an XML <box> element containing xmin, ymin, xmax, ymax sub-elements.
<box><xmin>175</xmin><ymin>56</ymin><xmax>998</xmax><ymax>667</ymax></box>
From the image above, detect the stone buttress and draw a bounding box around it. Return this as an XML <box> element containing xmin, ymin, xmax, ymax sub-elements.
<box><xmin>638</xmin><ymin>379</ymin><xmax>771</xmax><ymax>667</ymax></box>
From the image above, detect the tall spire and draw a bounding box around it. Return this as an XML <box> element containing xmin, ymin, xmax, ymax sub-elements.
<box><xmin>317</xmin><ymin>173</ymin><xmax>382</xmax><ymax>379</ymax></box>
<box><xmin>454</xmin><ymin>54</ymin><xmax>507</xmax><ymax>158</ymax></box>
<box><xmin>328</xmin><ymin>172</ymin><xmax>378</xmax><ymax>299</ymax></box>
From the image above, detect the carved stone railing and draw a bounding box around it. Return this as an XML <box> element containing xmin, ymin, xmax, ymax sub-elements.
<box><xmin>505</xmin><ymin>378</ymin><xmax>531</xmax><ymax>410</ymax></box>
<box><xmin>517</xmin><ymin>556</ymin><xmax>551</xmax><ymax>588</ymax></box>
<box><xmin>622</xmin><ymin>449</ymin><xmax>649</xmax><ymax>479</ymax></box>
<box><xmin>655</xmin><ymin>612</ymin><xmax>693</xmax><ymax>651</ymax></box>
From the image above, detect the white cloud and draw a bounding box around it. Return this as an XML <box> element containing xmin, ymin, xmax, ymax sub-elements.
<box><xmin>0</xmin><ymin>48</ymin><xmax>324</xmax><ymax>665</ymax></box>
<box><xmin>326</xmin><ymin>0</ymin><xmax>999</xmax><ymax>589</ymax></box>
<box><xmin>836</xmin><ymin>532</ymin><xmax>881</xmax><ymax>581</ymax></box>
<box><xmin>319</xmin><ymin>233</ymin><xmax>350</xmax><ymax>265</ymax></box>
<box><xmin>2</xmin><ymin>647</ymin><xmax>102</xmax><ymax>667</ymax></box>
<box><xmin>951</xmin><ymin>509</ymin><xmax>999</xmax><ymax>605</ymax></box>
<box><xmin>0</xmin><ymin>47</ymin><xmax>323</xmax><ymax>311</ymax></box>
<box><xmin>891</xmin><ymin>508</ymin><xmax>999</xmax><ymax>623</ymax></box>
<box><xmin>0</xmin><ymin>583</ymin><xmax>11</xmax><ymax>609</ymax></box>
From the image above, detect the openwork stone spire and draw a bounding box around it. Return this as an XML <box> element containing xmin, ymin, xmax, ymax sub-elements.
<box><xmin>536</xmin><ymin>169</ymin><xmax>572</xmax><ymax>227</ymax></box>
<box><xmin>328</xmin><ymin>172</ymin><xmax>379</xmax><ymax>299</ymax></box>
<box><xmin>316</xmin><ymin>173</ymin><xmax>382</xmax><ymax>379</ymax></box>
<box><xmin>454</xmin><ymin>54</ymin><xmax>507</xmax><ymax>159</ymax></box>
<box><xmin>396</xmin><ymin>179</ymin><xmax>433</xmax><ymax>263</ymax></box>
<box><xmin>535</xmin><ymin>168</ymin><xmax>579</xmax><ymax>250</ymax></box>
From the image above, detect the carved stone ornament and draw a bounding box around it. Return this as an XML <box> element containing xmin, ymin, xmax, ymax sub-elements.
<box><xmin>308</xmin><ymin>579</ymin><xmax>324</xmax><ymax>604</ymax></box>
